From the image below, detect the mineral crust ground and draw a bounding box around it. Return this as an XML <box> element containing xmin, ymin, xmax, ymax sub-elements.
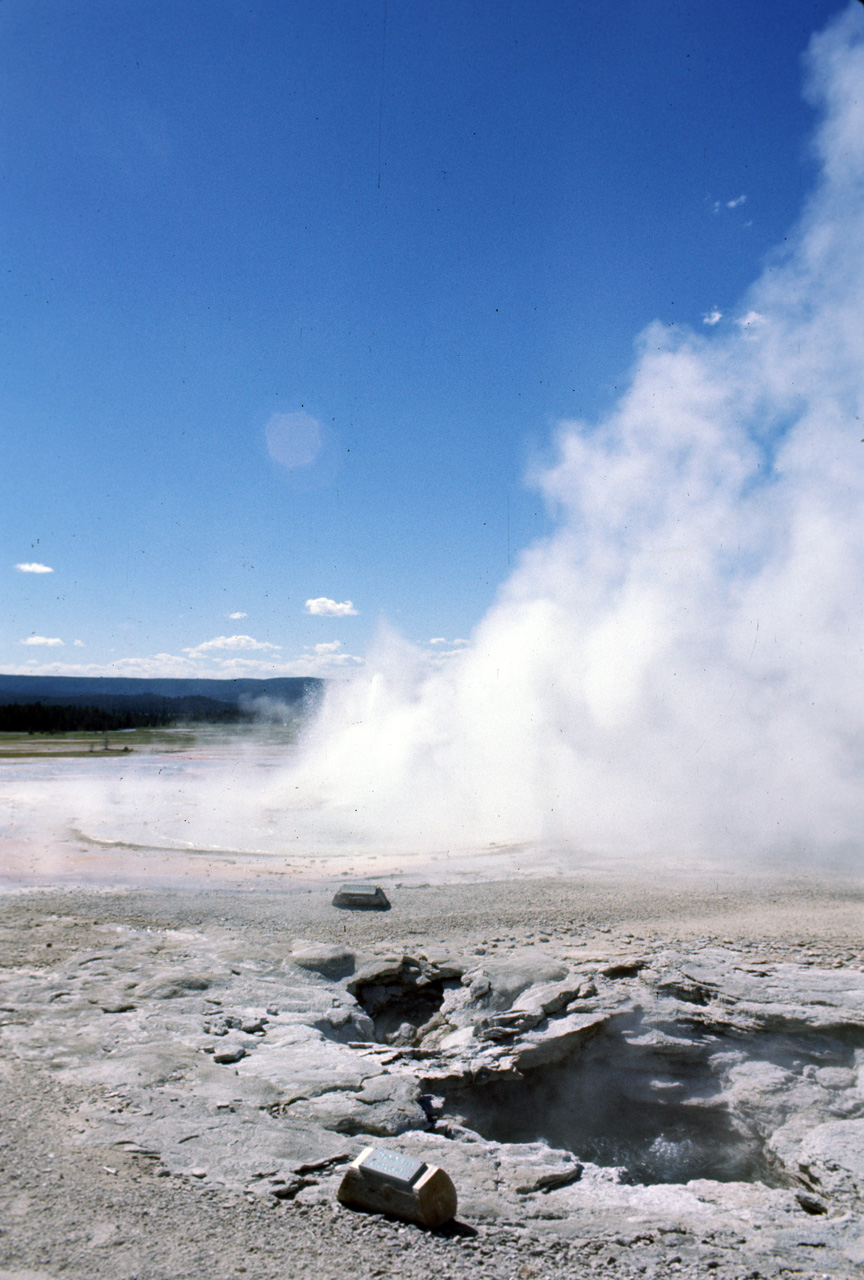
<box><xmin>2</xmin><ymin>861</ymin><xmax>864</xmax><ymax>1280</ymax></box>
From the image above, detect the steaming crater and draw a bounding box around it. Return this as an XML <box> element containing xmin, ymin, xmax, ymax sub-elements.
<box><xmin>438</xmin><ymin>1015</ymin><xmax>863</xmax><ymax>1186</ymax></box>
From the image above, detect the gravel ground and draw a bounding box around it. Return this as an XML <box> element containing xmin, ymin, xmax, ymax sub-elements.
<box><xmin>2</xmin><ymin>872</ymin><xmax>863</xmax><ymax>1280</ymax></box>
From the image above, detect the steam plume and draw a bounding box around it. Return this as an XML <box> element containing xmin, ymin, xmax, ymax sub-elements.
<box><xmin>280</xmin><ymin>8</ymin><xmax>864</xmax><ymax>863</ymax></box>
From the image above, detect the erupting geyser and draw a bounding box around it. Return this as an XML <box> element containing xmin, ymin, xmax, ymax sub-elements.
<box><xmin>281</xmin><ymin>7</ymin><xmax>864</xmax><ymax>866</ymax></box>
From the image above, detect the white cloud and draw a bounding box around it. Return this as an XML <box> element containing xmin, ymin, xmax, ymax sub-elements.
<box><xmin>73</xmin><ymin>639</ymin><xmax>84</xmax><ymax>647</ymax></box>
<box><xmin>183</xmin><ymin>634</ymin><xmax>282</xmax><ymax>654</ymax></box>
<box><xmin>1</xmin><ymin>646</ymin><xmax>364</xmax><ymax>680</ymax></box>
<box><xmin>712</xmin><ymin>195</ymin><xmax>747</xmax><ymax>213</ymax></box>
<box><xmin>702</xmin><ymin>309</ymin><xmax>723</xmax><ymax>326</ymax></box>
<box><xmin>20</xmin><ymin>635</ymin><xmax>63</xmax><ymax>646</ymax></box>
<box><xmin>228</xmin><ymin>611</ymin><xmax>247</xmax><ymax>620</ymax></box>
<box><xmin>221</xmin><ymin>651</ymin><xmax>363</xmax><ymax>675</ymax></box>
<box><xmin>291</xmin><ymin>650</ymin><xmax>364</xmax><ymax>675</ymax></box>
<box><xmin>313</xmin><ymin>641</ymin><xmax>342</xmax><ymax>654</ymax></box>
<box><xmin>15</xmin><ymin>562</ymin><xmax>53</xmax><ymax>574</ymax></box>
<box><xmin>305</xmin><ymin>597</ymin><xmax>358</xmax><ymax>617</ymax></box>
<box><xmin>204</xmin><ymin>656</ymin><xmax>285</xmax><ymax>672</ymax></box>
<box><xmin>429</xmin><ymin>637</ymin><xmax>447</xmax><ymax>645</ymax></box>
<box><xmin>736</xmin><ymin>309</ymin><xmax>765</xmax><ymax>328</ymax></box>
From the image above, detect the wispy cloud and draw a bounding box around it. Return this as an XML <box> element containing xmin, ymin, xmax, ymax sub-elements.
<box><xmin>305</xmin><ymin>597</ymin><xmax>358</xmax><ymax>617</ymax></box>
<box><xmin>419</xmin><ymin>636</ymin><xmax>474</xmax><ymax>667</ymax></box>
<box><xmin>15</xmin><ymin>562</ymin><xmax>53</xmax><ymax>574</ymax></box>
<box><xmin>5</xmin><ymin>629</ymin><xmax>364</xmax><ymax>679</ymax></box>
<box><xmin>183</xmin><ymin>634</ymin><xmax>282</xmax><ymax>654</ymax></box>
<box><xmin>736</xmin><ymin>309</ymin><xmax>765</xmax><ymax>329</ymax></box>
<box><xmin>712</xmin><ymin>194</ymin><xmax>747</xmax><ymax>214</ymax></box>
<box><xmin>228</xmin><ymin>611</ymin><xmax>247</xmax><ymax>620</ymax></box>
<box><xmin>427</xmin><ymin>648</ymin><xmax>471</xmax><ymax>666</ymax></box>
<box><xmin>296</xmin><ymin>649</ymin><xmax>364</xmax><ymax>674</ymax></box>
<box><xmin>223</xmin><ymin>650</ymin><xmax>363</xmax><ymax>675</ymax></box>
<box><xmin>702</xmin><ymin>309</ymin><xmax>723</xmax><ymax>326</ymax></box>
<box><xmin>3</xmin><ymin>647</ymin><xmax>363</xmax><ymax>679</ymax></box>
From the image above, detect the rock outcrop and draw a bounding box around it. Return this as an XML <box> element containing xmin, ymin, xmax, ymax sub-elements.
<box><xmin>2</xmin><ymin>918</ymin><xmax>864</xmax><ymax>1275</ymax></box>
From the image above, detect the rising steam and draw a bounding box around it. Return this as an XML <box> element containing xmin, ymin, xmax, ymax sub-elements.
<box><xmin>277</xmin><ymin>7</ymin><xmax>864</xmax><ymax>862</ymax></box>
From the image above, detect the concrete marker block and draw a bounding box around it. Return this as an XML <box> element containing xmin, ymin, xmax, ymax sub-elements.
<box><xmin>337</xmin><ymin>1146</ymin><xmax>457</xmax><ymax>1227</ymax></box>
<box><xmin>332</xmin><ymin>884</ymin><xmax>390</xmax><ymax>910</ymax></box>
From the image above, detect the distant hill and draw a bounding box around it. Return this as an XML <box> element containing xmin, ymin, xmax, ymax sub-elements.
<box><xmin>0</xmin><ymin>675</ymin><xmax>323</xmax><ymax>704</ymax></box>
<box><xmin>0</xmin><ymin>675</ymin><xmax>324</xmax><ymax>731</ymax></box>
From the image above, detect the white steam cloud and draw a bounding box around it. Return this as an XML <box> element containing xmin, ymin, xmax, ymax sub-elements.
<box><xmin>277</xmin><ymin>8</ymin><xmax>864</xmax><ymax>863</ymax></box>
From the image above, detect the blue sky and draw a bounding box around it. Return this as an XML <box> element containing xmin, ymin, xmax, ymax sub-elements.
<box><xmin>1</xmin><ymin>0</ymin><xmax>849</xmax><ymax>679</ymax></box>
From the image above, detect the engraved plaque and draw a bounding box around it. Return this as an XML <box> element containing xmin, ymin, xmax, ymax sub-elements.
<box><xmin>360</xmin><ymin>1149</ymin><xmax>426</xmax><ymax>1188</ymax></box>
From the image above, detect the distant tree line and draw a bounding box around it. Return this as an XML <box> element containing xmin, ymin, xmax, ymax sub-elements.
<box><xmin>0</xmin><ymin>702</ymin><xmax>250</xmax><ymax>734</ymax></box>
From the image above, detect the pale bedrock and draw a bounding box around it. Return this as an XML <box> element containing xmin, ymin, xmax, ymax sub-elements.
<box><xmin>284</xmin><ymin>1074</ymin><xmax>428</xmax><ymax>1136</ymax></box>
<box><xmin>459</xmin><ymin>950</ymin><xmax>570</xmax><ymax>1011</ymax></box>
<box><xmin>289</xmin><ymin>940</ymin><xmax>356</xmax><ymax>978</ymax></box>
<box><xmin>3</xmin><ymin>914</ymin><xmax>864</xmax><ymax>1277</ymax></box>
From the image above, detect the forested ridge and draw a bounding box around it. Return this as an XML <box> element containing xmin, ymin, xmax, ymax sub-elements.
<box><xmin>0</xmin><ymin>701</ymin><xmax>241</xmax><ymax>733</ymax></box>
<box><xmin>0</xmin><ymin>676</ymin><xmax>325</xmax><ymax>734</ymax></box>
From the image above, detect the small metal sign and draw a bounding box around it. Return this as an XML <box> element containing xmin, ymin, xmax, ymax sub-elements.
<box><xmin>360</xmin><ymin>1149</ymin><xmax>426</xmax><ymax>1188</ymax></box>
